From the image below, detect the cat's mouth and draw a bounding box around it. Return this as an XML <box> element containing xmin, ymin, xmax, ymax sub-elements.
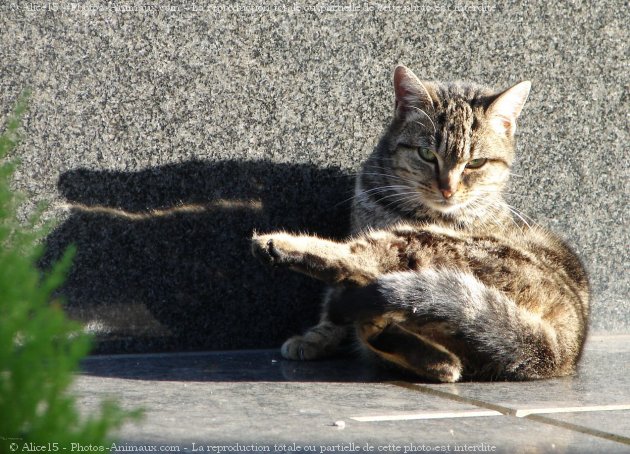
<box><xmin>425</xmin><ymin>197</ymin><xmax>471</xmax><ymax>215</ymax></box>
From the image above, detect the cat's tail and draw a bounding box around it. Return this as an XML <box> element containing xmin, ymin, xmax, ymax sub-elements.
<box><xmin>330</xmin><ymin>268</ymin><xmax>586</xmax><ymax>380</ymax></box>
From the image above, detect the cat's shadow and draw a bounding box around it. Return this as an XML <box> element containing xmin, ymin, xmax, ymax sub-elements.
<box><xmin>41</xmin><ymin>159</ymin><xmax>354</xmax><ymax>355</ymax></box>
<box><xmin>78</xmin><ymin>349</ymin><xmax>424</xmax><ymax>383</ymax></box>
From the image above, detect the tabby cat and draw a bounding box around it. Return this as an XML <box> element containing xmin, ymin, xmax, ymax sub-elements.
<box><xmin>252</xmin><ymin>65</ymin><xmax>589</xmax><ymax>382</ymax></box>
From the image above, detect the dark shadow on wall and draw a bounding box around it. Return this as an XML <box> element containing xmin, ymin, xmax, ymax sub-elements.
<box><xmin>40</xmin><ymin>160</ymin><xmax>354</xmax><ymax>354</ymax></box>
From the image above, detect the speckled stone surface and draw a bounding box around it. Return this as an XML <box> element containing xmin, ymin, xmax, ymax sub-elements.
<box><xmin>0</xmin><ymin>1</ymin><xmax>628</xmax><ymax>352</ymax></box>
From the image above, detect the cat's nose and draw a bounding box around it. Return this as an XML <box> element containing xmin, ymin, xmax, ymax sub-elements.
<box><xmin>440</xmin><ymin>189</ymin><xmax>453</xmax><ymax>199</ymax></box>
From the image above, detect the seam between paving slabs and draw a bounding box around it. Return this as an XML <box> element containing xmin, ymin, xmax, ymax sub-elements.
<box><xmin>387</xmin><ymin>381</ymin><xmax>630</xmax><ymax>446</ymax></box>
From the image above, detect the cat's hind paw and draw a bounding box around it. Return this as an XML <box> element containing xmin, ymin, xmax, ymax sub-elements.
<box><xmin>281</xmin><ymin>336</ymin><xmax>327</xmax><ymax>361</ymax></box>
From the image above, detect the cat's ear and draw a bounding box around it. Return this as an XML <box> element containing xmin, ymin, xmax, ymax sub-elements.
<box><xmin>393</xmin><ymin>65</ymin><xmax>433</xmax><ymax>118</ymax></box>
<box><xmin>486</xmin><ymin>81</ymin><xmax>531</xmax><ymax>136</ymax></box>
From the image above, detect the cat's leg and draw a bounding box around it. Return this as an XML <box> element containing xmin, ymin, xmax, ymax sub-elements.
<box><xmin>252</xmin><ymin>231</ymin><xmax>405</xmax><ymax>361</ymax></box>
<box><xmin>330</xmin><ymin>269</ymin><xmax>574</xmax><ymax>380</ymax></box>
<box><xmin>280</xmin><ymin>282</ymin><xmax>463</xmax><ymax>379</ymax></box>
<box><xmin>281</xmin><ymin>288</ymin><xmax>350</xmax><ymax>360</ymax></box>
<box><xmin>251</xmin><ymin>231</ymin><xmax>403</xmax><ymax>286</ymax></box>
<box><xmin>358</xmin><ymin>319</ymin><xmax>463</xmax><ymax>383</ymax></box>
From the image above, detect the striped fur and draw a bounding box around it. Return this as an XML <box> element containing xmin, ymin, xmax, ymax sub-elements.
<box><xmin>252</xmin><ymin>66</ymin><xmax>589</xmax><ymax>382</ymax></box>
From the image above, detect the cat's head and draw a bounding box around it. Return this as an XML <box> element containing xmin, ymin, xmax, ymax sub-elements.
<box><xmin>368</xmin><ymin>65</ymin><xmax>530</xmax><ymax>225</ymax></box>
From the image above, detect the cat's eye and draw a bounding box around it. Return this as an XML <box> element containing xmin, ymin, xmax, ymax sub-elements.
<box><xmin>466</xmin><ymin>158</ymin><xmax>487</xmax><ymax>169</ymax></box>
<box><xmin>417</xmin><ymin>147</ymin><xmax>437</xmax><ymax>163</ymax></box>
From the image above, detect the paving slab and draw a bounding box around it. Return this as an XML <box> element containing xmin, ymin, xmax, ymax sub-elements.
<box><xmin>75</xmin><ymin>335</ymin><xmax>630</xmax><ymax>452</ymax></box>
<box><xmin>74</xmin><ymin>376</ymin><xmax>630</xmax><ymax>453</ymax></box>
<box><xmin>542</xmin><ymin>410</ymin><xmax>630</xmax><ymax>441</ymax></box>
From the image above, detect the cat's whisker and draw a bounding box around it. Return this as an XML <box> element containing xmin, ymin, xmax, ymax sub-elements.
<box><xmin>381</xmin><ymin>193</ymin><xmax>424</xmax><ymax>212</ymax></box>
<box><xmin>362</xmin><ymin>185</ymin><xmax>412</xmax><ymax>194</ymax></box>
<box><xmin>488</xmin><ymin>196</ymin><xmax>536</xmax><ymax>224</ymax></box>
<box><xmin>500</xmin><ymin>203</ymin><xmax>531</xmax><ymax>230</ymax></box>
<box><xmin>467</xmin><ymin>196</ymin><xmax>521</xmax><ymax>232</ymax></box>
<box><xmin>476</xmin><ymin>190</ymin><xmax>523</xmax><ymax>198</ymax></box>
<box><xmin>366</xmin><ymin>172</ymin><xmax>424</xmax><ymax>186</ymax></box>
<box><xmin>360</xmin><ymin>171</ymin><xmax>421</xmax><ymax>187</ymax></box>
<box><xmin>493</xmin><ymin>203</ymin><xmax>522</xmax><ymax>232</ymax></box>
<box><xmin>361</xmin><ymin>170</ymin><xmax>415</xmax><ymax>182</ymax></box>
<box><xmin>400</xmin><ymin>197</ymin><xmax>431</xmax><ymax>217</ymax></box>
<box><xmin>505</xmin><ymin>203</ymin><xmax>538</xmax><ymax>227</ymax></box>
<box><xmin>335</xmin><ymin>184</ymin><xmax>413</xmax><ymax>207</ymax></box>
<box><xmin>373</xmin><ymin>191</ymin><xmax>420</xmax><ymax>206</ymax></box>
<box><xmin>374</xmin><ymin>191</ymin><xmax>422</xmax><ymax>204</ymax></box>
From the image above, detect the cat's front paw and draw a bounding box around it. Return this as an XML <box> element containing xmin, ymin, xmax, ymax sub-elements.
<box><xmin>251</xmin><ymin>234</ymin><xmax>279</xmax><ymax>266</ymax></box>
<box><xmin>251</xmin><ymin>233</ymin><xmax>302</xmax><ymax>268</ymax></box>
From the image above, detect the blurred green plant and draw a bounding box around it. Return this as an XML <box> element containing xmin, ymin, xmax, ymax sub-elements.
<box><xmin>0</xmin><ymin>93</ymin><xmax>141</xmax><ymax>453</ymax></box>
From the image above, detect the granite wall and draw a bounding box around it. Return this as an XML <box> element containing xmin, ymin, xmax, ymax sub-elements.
<box><xmin>0</xmin><ymin>1</ymin><xmax>627</xmax><ymax>353</ymax></box>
